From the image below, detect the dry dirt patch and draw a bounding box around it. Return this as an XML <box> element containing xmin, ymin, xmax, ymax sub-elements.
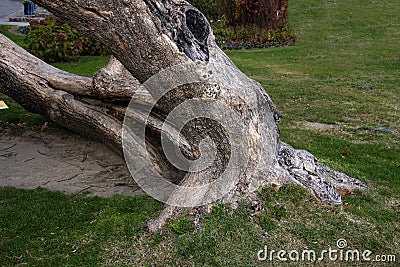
<box><xmin>298</xmin><ymin>121</ymin><xmax>340</xmax><ymax>131</ymax></box>
<box><xmin>0</xmin><ymin>129</ymin><xmax>143</xmax><ymax>197</ymax></box>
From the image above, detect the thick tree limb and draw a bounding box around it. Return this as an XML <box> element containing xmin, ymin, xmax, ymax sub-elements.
<box><xmin>93</xmin><ymin>56</ymin><xmax>152</xmax><ymax>103</ymax></box>
<box><xmin>33</xmin><ymin>0</ymin><xmax>190</xmax><ymax>82</ymax></box>
<box><xmin>0</xmin><ymin>34</ymin><xmax>190</xmax><ymax>159</ymax></box>
<box><xmin>0</xmin><ymin>0</ymin><xmax>367</xmax><ymax>232</ymax></box>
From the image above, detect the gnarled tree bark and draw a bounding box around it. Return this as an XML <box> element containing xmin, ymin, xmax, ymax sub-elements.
<box><xmin>0</xmin><ymin>0</ymin><xmax>365</xmax><ymax>232</ymax></box>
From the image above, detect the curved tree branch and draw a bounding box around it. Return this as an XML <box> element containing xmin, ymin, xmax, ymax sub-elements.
<box><xmin>93</xmin><ymin>56</ymin><xmax>152</xmax><ymax>103</ymax></box>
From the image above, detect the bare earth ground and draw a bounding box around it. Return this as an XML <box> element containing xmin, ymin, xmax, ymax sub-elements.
<box><xmin>0</xmin><ymin>129</ymin><xmax>144</xmax><ymax>197</ymax></box>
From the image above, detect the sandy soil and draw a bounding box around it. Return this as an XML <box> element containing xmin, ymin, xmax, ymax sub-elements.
<box><xmin>0</xmin><ymin>129</ymin><xmax>144</xmax><ymax>197</ymax></box>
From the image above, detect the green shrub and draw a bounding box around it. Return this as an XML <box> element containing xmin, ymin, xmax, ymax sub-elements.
<box><xmin>190</xmin><ymin>0</ymin><xmax>290</xmax><ymax>30</ymax></box>
<box><xmin>221</xmin><ymin>0</ymin><xmax>289</xmax><ymax>29</ymax></box>
<box><xmin>214</xmin><ymin>24</ymin><xmax>295</xmax><ymax>50</ymax></box>
<box><xmin>189</xmin><ymin>0</ymin><xmax>295</xmax><ymax>50</ymax></box>
<box><xmin>79</xmin><ymin>35</ymin><xmax>109</xmax><ymax>57</ymax></box>
<box><xmin>26</xmin><ymin>16</ymin><xmax>108</xmax><ymax>63</ymax></box>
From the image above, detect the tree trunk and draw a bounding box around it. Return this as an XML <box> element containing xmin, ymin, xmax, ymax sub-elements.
<box><xmin>0</xmin><ymin>0</ymin><xmax>365</xmax><ymax>232</ymax></box>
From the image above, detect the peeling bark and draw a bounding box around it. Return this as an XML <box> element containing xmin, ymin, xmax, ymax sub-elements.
<box><xmin>0</xmin><ymin>0</ymin><xmax>366</xmax><ymax>232</ymax></box>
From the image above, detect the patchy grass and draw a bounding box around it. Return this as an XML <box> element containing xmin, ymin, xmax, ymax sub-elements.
<box><xmin>0</xmin><ymin>0</ymin><xmax>399</xmax><ymax>265</ymax></box>
<box><xmin>0</xmin><ymin>93</ymin><xmax>51</xmax><ymax>134</ymax></box>
<box><xmin>0</xmin><ymin>187</ymin><xmax>162</xmax><ymax>266</ymax></box>
<box><xmin>51</xmin><ymin>55</ymin><xmax>110</xmax><ymax>77</ymax></box>
<box><xmin>131</xmin><ymin>184</ymin><xmax>399</xmax><ymax>266</ymax></box>
<box><xmin>1</xmin><ymin>25</ymin><xmax>28</xmax><ymax>49</ymax></box>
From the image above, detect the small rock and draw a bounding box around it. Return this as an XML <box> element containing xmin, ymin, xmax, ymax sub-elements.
<box><xmin>353</xmin><ymin>84</ymin><xmax>373</xmax><ymax>90</ymax></box>
<box><xmin>371</xmin><ymin>126</ymin><xmax>397</xmax><ymax>132</ymax></box>
<box><xmin>251</xmin><ymin>200</ymin><xmax>262</xmax><ymax>212</ymax></box>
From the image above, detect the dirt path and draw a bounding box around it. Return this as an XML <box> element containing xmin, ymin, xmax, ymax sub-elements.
<box><xmin>0</xmin><ymin>129</ymin><xmax>143</xmax><ymax>197</ymax></box>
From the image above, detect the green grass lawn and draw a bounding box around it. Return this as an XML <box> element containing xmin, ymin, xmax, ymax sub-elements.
<box><xmin>1</xmin><ymin>0</ymin><xmax>399</xmax><ymax>266</ymax></box>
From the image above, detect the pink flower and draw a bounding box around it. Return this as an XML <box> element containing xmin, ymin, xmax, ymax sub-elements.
<box><xmin>74</xmin><ymin>41</ymin><xmax>83</xmax><ymax>48</ymax></box>
<box><xmin>29</xmin><ymin>20</ymin><xmax>40</xmax><ymax>26</ymax></box>
<box><xmin>39</xmin><ymin>19</ymin><xmax>48</xmax><ymax>26</ymax></box>
<box><xmin>58</xmin><ymin>32</ymin><xmax>67</xmax><ymax>41</ymax></box>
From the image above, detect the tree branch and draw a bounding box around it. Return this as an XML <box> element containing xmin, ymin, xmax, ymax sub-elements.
<box><xmin>0</xmin><ymin>34</ymin><xmax>123</xmax><ymax>154</ymax></box>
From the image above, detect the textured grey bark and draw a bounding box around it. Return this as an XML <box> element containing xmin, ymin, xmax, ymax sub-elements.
<box><xmin>0</xmin><ymin>0</ymin><xmax>366</xmax><ymax>231</ymax></box>
<box><xmin>93</xmin><ymin>56</ymin><xmax>148</xmax><ymax>102</ymax></box>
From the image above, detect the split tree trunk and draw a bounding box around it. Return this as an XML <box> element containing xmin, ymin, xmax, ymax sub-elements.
<box><xmin>0</xmin><ymin>0</ymin><xmax>365</xmax><ymax>231</ymax></box>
